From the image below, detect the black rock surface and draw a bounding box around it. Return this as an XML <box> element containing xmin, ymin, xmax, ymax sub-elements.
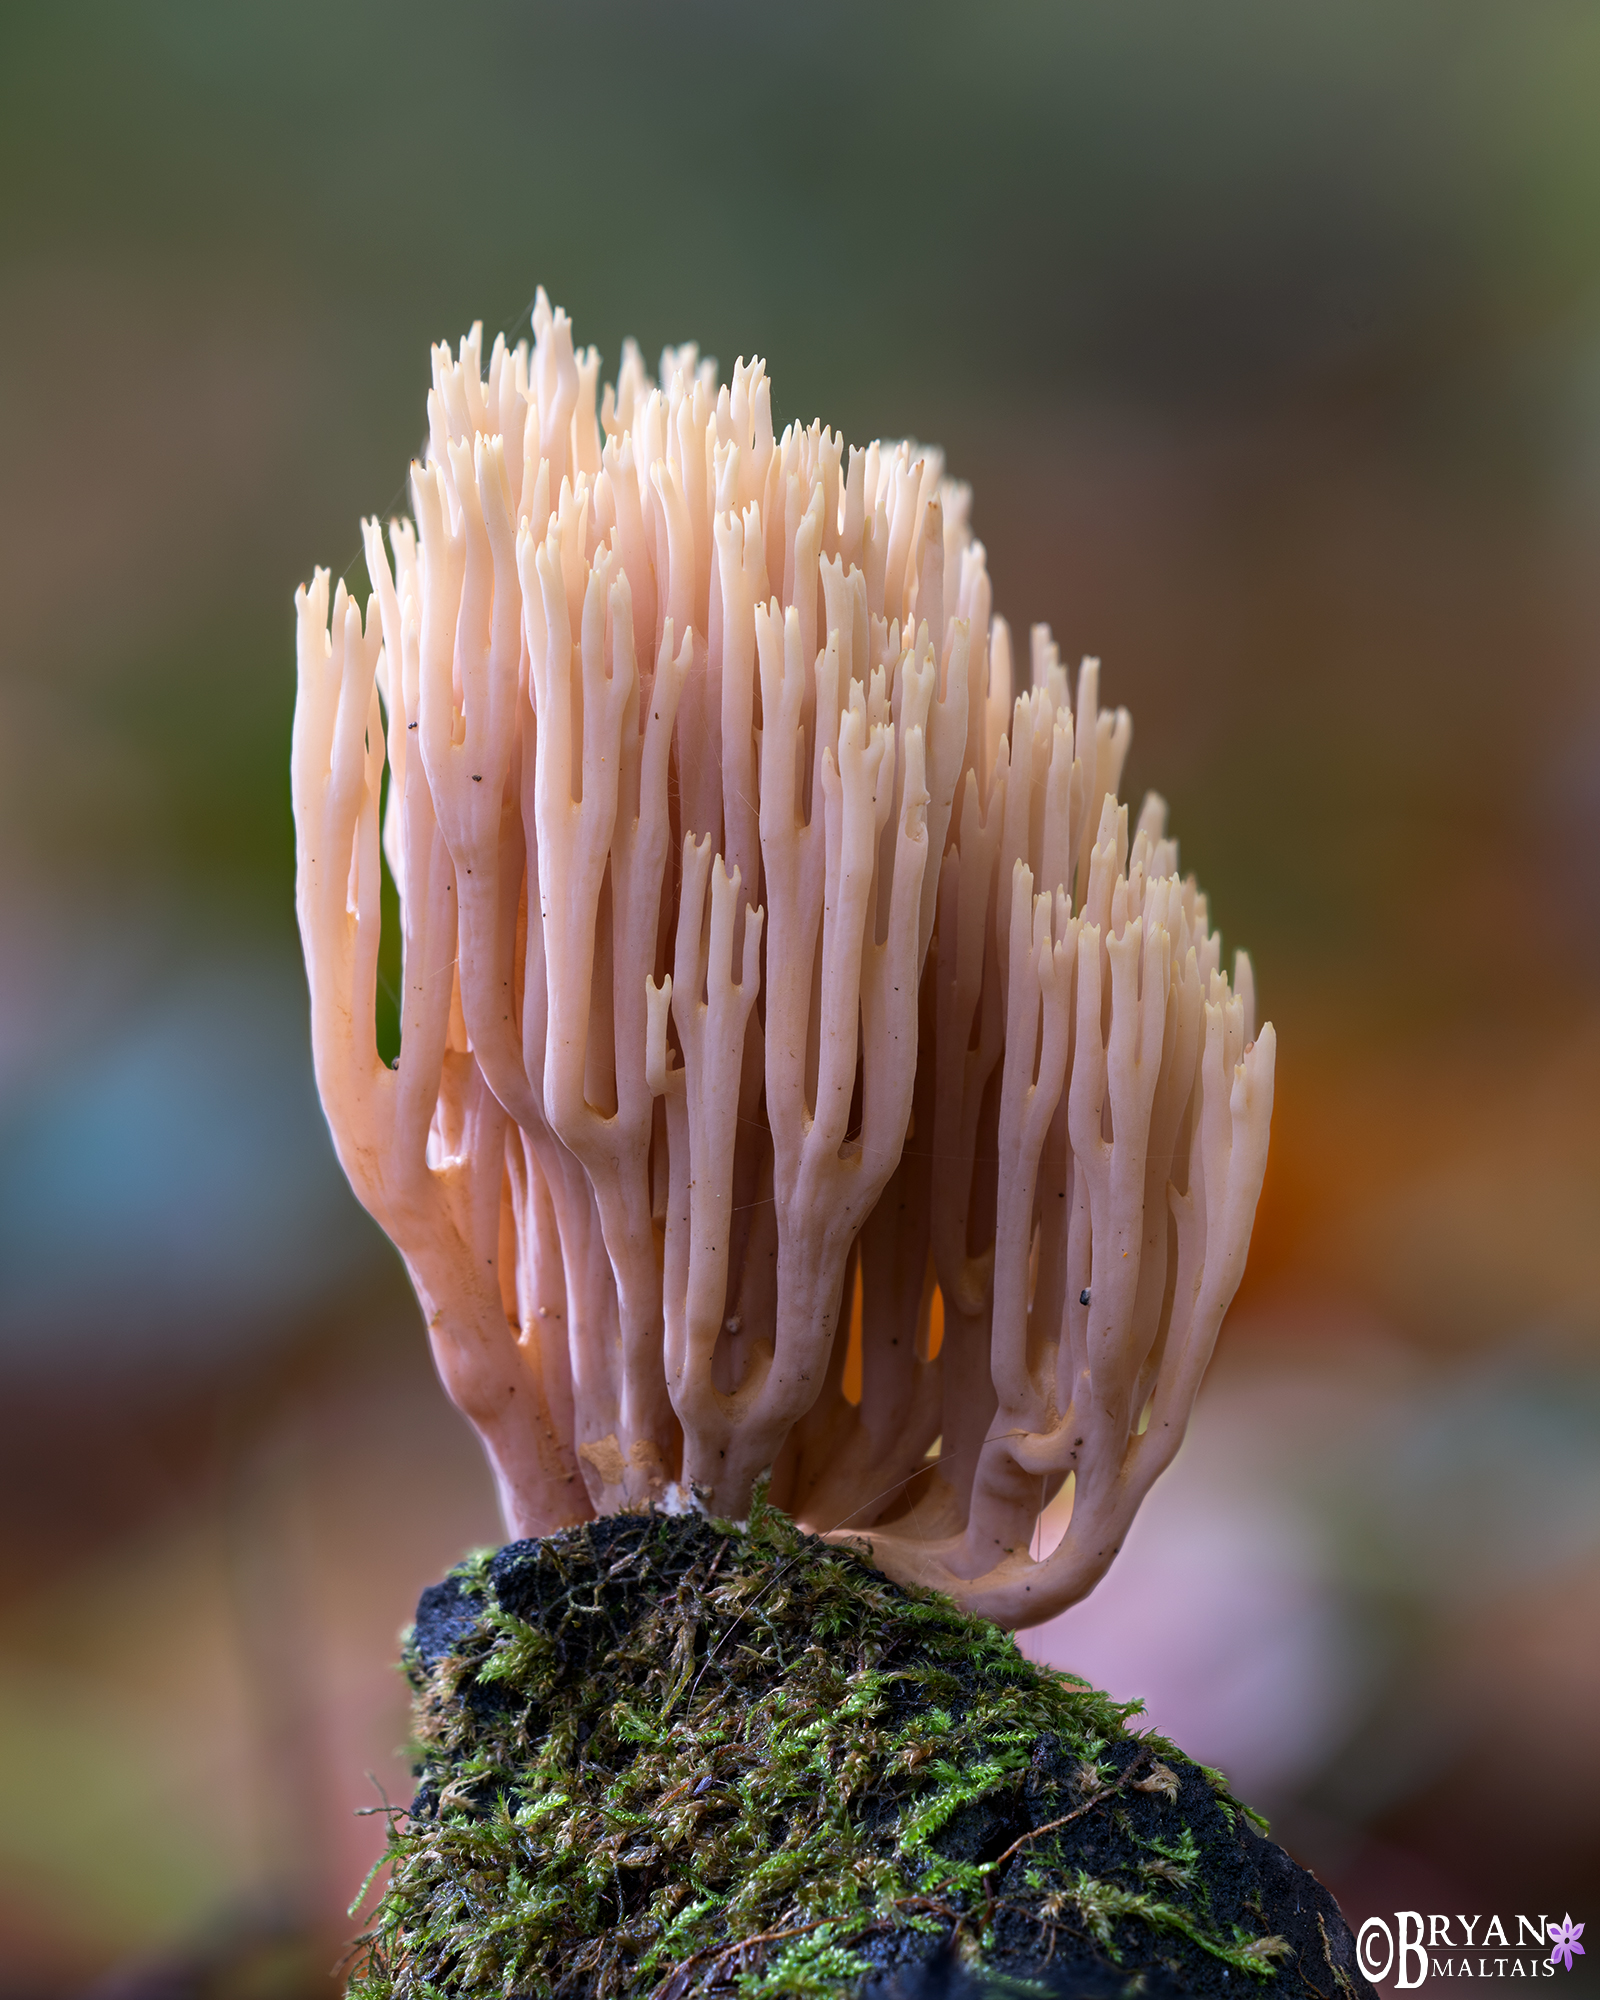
<box><xmin>348</xmin><ymin>1506</ymin><xmax>1373</xmax><ymax>2000</ymax></box>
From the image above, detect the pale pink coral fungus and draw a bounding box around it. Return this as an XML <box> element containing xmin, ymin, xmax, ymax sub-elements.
<box><xmin>292</xmin><ymin>291</ymin><xmax>1275</xmax><ymax>1628</ymax></box>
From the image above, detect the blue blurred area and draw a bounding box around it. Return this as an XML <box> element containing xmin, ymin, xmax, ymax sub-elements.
<box><xmin>0</xmin><ymin>956</ymin><xmax>381</xmax><ymax>1375</ymax></box>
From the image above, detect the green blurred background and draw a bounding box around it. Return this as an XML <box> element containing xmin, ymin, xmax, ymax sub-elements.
<box><xmin>2</xmin><ymin>4</ymin><xmax>1597</xmax><ymax>1993</ymax></box>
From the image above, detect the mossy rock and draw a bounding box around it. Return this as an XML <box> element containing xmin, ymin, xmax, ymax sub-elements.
<box><xmin>347</xmin><ymin>1497</ymin><xmax>1372</xmax><ymax>2000</ymax></box>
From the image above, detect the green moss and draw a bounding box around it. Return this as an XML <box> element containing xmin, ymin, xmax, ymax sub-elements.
<box><xmin>345</xmin><ymin>1495</ymin><xmax>1330</xmax><ymax>1999</ymax></box>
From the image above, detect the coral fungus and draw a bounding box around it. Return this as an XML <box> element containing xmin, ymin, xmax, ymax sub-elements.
<box><xmin>292</xmin><ymin>291</ymin><xmax>1274</xmax><ymax>1628</ymax></box>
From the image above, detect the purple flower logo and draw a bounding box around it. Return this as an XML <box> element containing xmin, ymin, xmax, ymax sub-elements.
<box><xmin>1548</xmin><ymin>1916</ymin><xmax>1585</xmax><ymax>1972</ymax></box>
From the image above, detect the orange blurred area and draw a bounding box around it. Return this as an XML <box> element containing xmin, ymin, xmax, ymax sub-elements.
<box><xmin>2</xmin><ymin>6</ymin><xmax>1597</xmax><ymax>1993</ymax></box>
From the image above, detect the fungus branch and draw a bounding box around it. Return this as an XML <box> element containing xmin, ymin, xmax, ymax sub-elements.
<box><xmin>292</xmin><ymin>292</ymin><xmax>1276</xmax><ymax>1627</ymax></box>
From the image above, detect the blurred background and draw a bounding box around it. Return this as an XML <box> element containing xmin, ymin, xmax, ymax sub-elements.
<box><xmin>2</xmin><ymin>3</ymin><xmax>1597</xmax><ymax>1993</ymax></box>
